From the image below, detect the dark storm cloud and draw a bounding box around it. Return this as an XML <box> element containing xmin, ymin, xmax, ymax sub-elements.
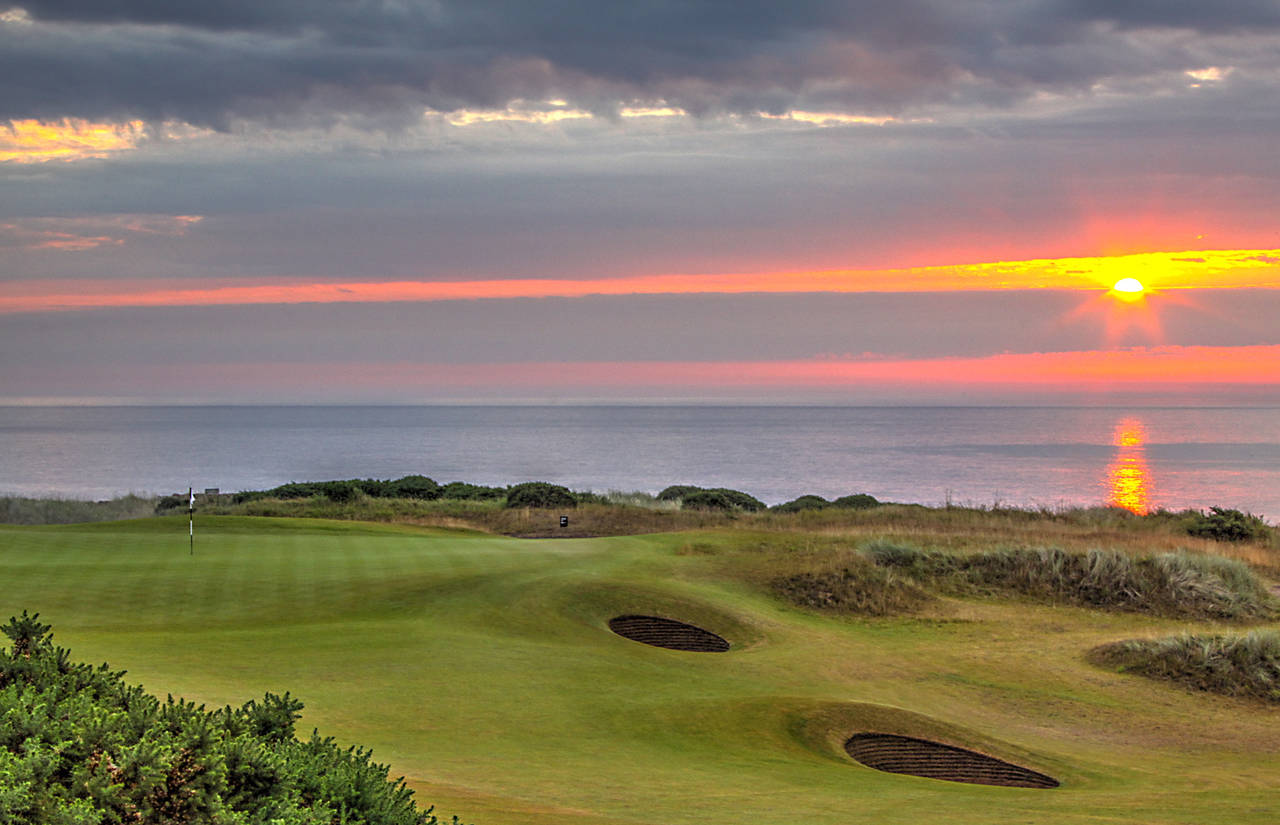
<box><xmin>1059</xmin><ymin>0</ymin><xmax>1280</xmax><ymax>33</ymax></box>
<box><xmin>4</xmin><ymin>1</ymin><xmax>1272</xmax><ymax>128</ymax></box>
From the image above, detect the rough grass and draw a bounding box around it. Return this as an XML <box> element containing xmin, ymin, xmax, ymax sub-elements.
<box><xmin>1090</xmin><ymin>631</ymin><xmax>1280</xmax><ymax>703</ymax></box>
<box><xmin>0</xmin><ymin>494</ymin><xmax>157</xmax><ymax>525</ymax></box>
<box><xmin>772</xmin><ymin>558</ymin><xmax>935</xmax><ymax>616</ymax></box>
<box><xmin>861</xmin><ymin>542</ymin><xmax>1277</xmax><ymax>621</ymax></box>
<box><xmin>207</xmin><ymin>494</ymin><xmax>1280</xmax><ymax>572</ymax></box>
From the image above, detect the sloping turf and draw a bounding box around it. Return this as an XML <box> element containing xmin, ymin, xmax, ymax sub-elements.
<box><xmin>2</xmin><ymin>516</ymin><xmax>1278</xmax><ymax>824</ymax></box>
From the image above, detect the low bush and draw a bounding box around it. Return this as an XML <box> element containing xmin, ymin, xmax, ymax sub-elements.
<box><xmin>656</xmin><ymin>485</ymin><xmax>765</xmax><ymax>512</ymax></box>
<box><xmin>709</xmin><ymin>488</ymin><xmax>766</xmax><ymax>512</ymax></box>
<box><xmin>318</xmin><ymin>480</ymin><xmax>363</xmax><ymax>503</ymax></box>
<box><xmin>505</xmin><ymin>481</ymin><xmax>577</xmax><ymax>509</ymax></box>
<box><xmin>680</xmin><ymin>490</ymin><xmax>737</xmax><ymax>512</ymax></box>
<box><xmin>832</xmin><ymin>493</ymin><xmax>880</xmax><ymax>509</ymax></box>
<box><xmin>1091</xmin><ymin>631</ymin><xmax>1280</xmax><ymax>702</ymax></box>
<box><xmin>1185</xmin><ymin>506</ymin><xmax>1271</xmax><ymax>542</ymax></box>
<box><xmin>387</xmin><ymin>474</ymin><xmax>441</xmax><ymax>500</ymax></box>
<box><xmin>438</xmin><ymin>481</ymin><xmax>506</xmax><ymax>501</ymax></box>
<box><xmin>657</xmin><ymin>485</ymin><xmax>704</xmax><ymax>502</ymax></box>
<box><xmin>0</xmin><ymin>612</ymin><xmax>464</xmax><ymax>825</ymax></box>
<box><xmin>773</xmin><ymin>495</ymin><xmax>830</xmax><ymax>513</ymax></box>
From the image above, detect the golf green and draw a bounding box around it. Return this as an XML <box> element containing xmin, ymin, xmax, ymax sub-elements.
<box><xmin>2</xmin><ymin>516</ymin><xmax>1277</xmax><ymax>824</ymax></box>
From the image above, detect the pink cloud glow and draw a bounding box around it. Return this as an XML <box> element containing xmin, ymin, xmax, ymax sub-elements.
<box><xmin>3</xmin><ymin>248</ymin><xmax>1278</xmax><ymax>313</ymax></box>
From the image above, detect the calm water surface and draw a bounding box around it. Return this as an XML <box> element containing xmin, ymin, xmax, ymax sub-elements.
<box><xmin>1</xmin><ymin>406</ymin><xmax>1278</xmax><ymax>518</ymax></box>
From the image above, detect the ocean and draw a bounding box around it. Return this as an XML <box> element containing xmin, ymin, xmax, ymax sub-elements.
<box><xmin>2</xmin><ymin>405</ymin><xmax>1278</xmax><ymax>519</ymax></box>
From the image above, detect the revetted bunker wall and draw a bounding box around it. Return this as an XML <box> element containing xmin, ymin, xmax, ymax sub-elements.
<box><xmin>845</xmin><ymin>733</ymin><xmax>1059</xmax><ymax>788</ymax></box>
<box><xmin>608</xmin><ymin>615</ymin><xmax>730</xmax><ymax>652</ymax></box>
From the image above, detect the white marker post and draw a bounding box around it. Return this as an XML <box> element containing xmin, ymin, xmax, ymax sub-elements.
<box><xmin>189</xmin><ymin>487</ymin><xmax>194</xmax><ymax>556</ymax></box>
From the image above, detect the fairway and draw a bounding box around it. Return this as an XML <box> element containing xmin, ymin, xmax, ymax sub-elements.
<box><xmin>2</xmin><ymin>516</ymin><xmax>1278</xmax><ymax>824</ymax></box>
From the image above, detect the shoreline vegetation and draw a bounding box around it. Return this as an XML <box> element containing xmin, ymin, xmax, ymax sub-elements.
<box><xmin>3</xmin><ymin>477</ymin><xmax>1273</xmax><ymax>553</ymax></box>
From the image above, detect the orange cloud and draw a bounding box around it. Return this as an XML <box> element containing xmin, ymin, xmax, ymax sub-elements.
<box><xmin>3</xmin><ymin>248</ymin><xmax>1277</xmax><ymax>313</ymax></box>
<box><xmin>0</xmin><ymin>119</ymin><xmax>146</xmax><ymax>163</ymax></box>
<box><xmin>0</xmin><ymin>215</ymin><xmax>203</xmax><ymax>252</ymax></box>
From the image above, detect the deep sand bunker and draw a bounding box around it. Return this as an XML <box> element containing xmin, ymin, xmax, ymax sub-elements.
<box><xmin>608</xmin><ymin>615</ymin><xmax>730</xmax><ymax>652</ymax></box>
<box><xmin>844</xmin><ymin>733</ymin><xmax>1059</xmax><ymax>788</ymax></box>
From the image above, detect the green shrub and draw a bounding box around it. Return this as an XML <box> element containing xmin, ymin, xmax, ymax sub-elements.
<box><xmin>438</xmin><ymin>481</ymin><xmax>506</xmax><ymax>501</ymax></box>
<box><xmin>706</xmin><ymin>488</ymin><xmax>765</xmax><ymax>512</ymax></box>
<box><xmin>1185</xmin><ymin>506</ymin><xmax>1271</xmax><ymax>542</ymax></box>
<box><xmin>505</xmin><ymin>481</ymin><xmax>577</xmax><ymax>509</ymax></box>
<box><xmin>657</xmin><ymin>485</ymin><xmax>704</xmax><ymax>502</ymax></box>
<box><xmin>680</xmin><ymin>490</ymin><xmax>737</xmax><ymax>511</ymax></box>
<box><xmin>656</xmin><ymin>485</ymin><xmax>764</xmax><ymax>512</ymax></box>
<box><xmin>388</xmin><ymin>475</ymin><xmax>441</xmax><ymax>500</ymax></box>
<box><xmin>0</xmin><ymin>613</ymin><xmax>464</xmax><ymax>825</ymax></box>
<box><xmin>832</xmin><ymin>493</ymin><xmax>880</xmax><ymax>509</ymax></box>
<box><xmin>265</xmin><ymin>481</ymin><xmax>325</xmax><ymax>500</ymax></box>
<box><xmin>318</xmin><ymin>480</ymin><xmax>363</xmax><ymax>503</ymax></box>
<box><xmin>773</xmin><ymin>495</ymin><xmax>830</xmax><ymax>513</ymax></box>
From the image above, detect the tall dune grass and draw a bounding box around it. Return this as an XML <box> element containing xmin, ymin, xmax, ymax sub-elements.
<box><xmin>0</xmin><ymin>494</ymin><xmax>157</xmax><ymax>525</ymax></box>
<box><xmin>1091</xmin><ymin>631</ymin><xmax>1280</xmax><ymax>702</ymax></box>
<box><xmin>861</xmin><ymin>542</ymin><xmax>1276</xmax><ymax>620</ymax></box>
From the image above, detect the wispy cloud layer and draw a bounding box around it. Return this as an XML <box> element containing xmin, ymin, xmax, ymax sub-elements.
<box><xmin>2</xmin><ymin>2</ymin><xmax>1279</xmax><ymax>402</ymax></box>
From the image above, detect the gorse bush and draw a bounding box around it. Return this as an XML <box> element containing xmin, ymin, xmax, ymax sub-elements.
<box><xmin>0</xmin><ymin>613</ymin><xmax>449</xmax><ymax>824</ymax></box>
<box><xmin>385</xmin><ymin>475</ymin><xmax>441</xmax><ymax>500</ymax></box>
<box><xmin>0</xmin><ymin>612</ymin><xmax>465</xmax><ymax>825</ymax></box>
<box><xmin>504</xmin><ymin>481</ymin><xmax>577</xmax><ymax>509</ymax></box>
<box><xmin>679</xmin><ymin>490</ymin><xmax>737</xmax><ymax>511</ymax></box>
<box><xmin>1185</xmin><ymin>506</ymin><xmax>1271</xmax><ymax>542</ymax></box>
<box><xmin>1091</xmin><ymin>631</ymin><xmax>1280</xmax><ymax>702</ymax></box>
<box><xmin>772</xmin><ymin>495</ymin><xmax>830</xmax><ymax>513</ymax></box>
<box><xmin>832</xmin><ymin>493</ymin><xmax>880</xmax><ymax>510</ymax></box>
<box><xmin>657</xmin><ymin>486</ymin><xmax>765</xmax><ymax>512</ymax></box>
<box><xmin>438</xmin><ymin>481</ymin><xmax>505</xmax><ymax>501</ymax></box>
<box><xmin>656</xmin><ymin>485</ymin><xmax>703</xmax><ymax>502</ymax></box>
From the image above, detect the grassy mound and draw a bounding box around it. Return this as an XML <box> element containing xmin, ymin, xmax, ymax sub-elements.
<box><xmin>773</xmin><ymin>557</ymin><xmax>934</xmax><ymax>616</ymax></box>
<box><xmin>862</xmin><ymin>542</ymin><xmax>1276</xmax><ymax>620</ymax></box>
<box><xmin>1091</xmin><ymin>631</ymin><xmax>1280</xmax><ymax>703</ymax></box>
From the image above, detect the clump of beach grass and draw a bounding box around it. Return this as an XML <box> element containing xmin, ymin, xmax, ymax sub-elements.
<box><xmin>772</xmin><ymin>549</ymin><xmax>935</xmax><ymax>616</ymax></box>
<box><xmin>860</xmin><ymin>542</ymin><xmax>1275</xmax><ymax>620</ymax></box>
<box><xmin>1090</xmin><ymin>631</ymin><xmax>1280</xmax><ymax>702</ymax></box>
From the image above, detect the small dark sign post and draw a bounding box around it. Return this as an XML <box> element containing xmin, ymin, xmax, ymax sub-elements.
<box><xmin>559</xmin><ymin>515</ymin><xmax>569</xmax><ymax>528</ymax></box>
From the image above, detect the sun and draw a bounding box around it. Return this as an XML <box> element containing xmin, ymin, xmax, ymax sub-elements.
<box><xmin>1110</xmin><ymin>277</ymin><xmax>1145</xmax><ymax>303</ymax></box>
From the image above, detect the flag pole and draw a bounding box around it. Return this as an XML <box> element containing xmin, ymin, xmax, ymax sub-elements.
<box><xmin>189</xmin><ymin>486</ymin><xmax>194</xmax><ymax>556</ymax></box>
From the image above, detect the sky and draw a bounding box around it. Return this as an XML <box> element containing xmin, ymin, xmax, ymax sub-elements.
<box><xmin>3</xmin><ymin>1</ymin><xmax>1280</xmax><ymax>404</ymax></box>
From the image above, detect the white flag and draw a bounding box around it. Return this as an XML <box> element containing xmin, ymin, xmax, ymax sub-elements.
<box><xmin>189</xmin><ymin>489</ymin><xmax>195</xmax><ymax>508</ymax></box>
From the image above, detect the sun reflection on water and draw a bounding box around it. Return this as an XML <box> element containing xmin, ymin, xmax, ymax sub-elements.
<box><xmin>1106</xmin><ymin>418</ymin><xmax>1152</xmax><ymax>514</ymax></box>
